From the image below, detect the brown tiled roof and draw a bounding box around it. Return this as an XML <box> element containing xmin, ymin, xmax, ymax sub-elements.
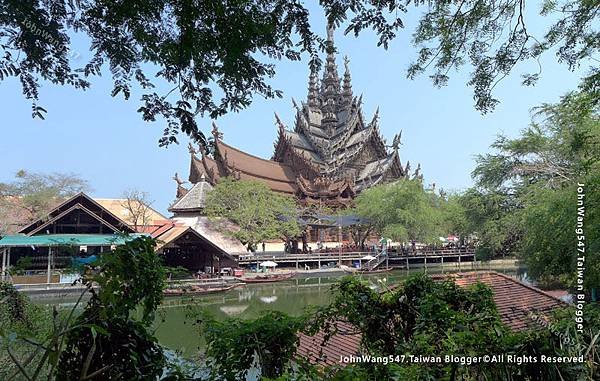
<box><xmin>237</xmin><ymin>172</ymin><xmax>296</xmax><ymax>194</ymax></box>
<box><xmin>297</xmin><ymin>321</ymin><xmax>362</xmax><ymax>367</ymax></box>
<box><xmin>217</xmin><ymin>141</ymin><xmax>297</xmax><ymax>184</ymax></box>
<box><xmin>189</xmin><ymin>143</ymin><xmax>298</xmax><ymax>195</ymax></box>
<box><xmin>297</xmin><ymin>271</ymin><xmax>568</xmax><ymax>367</ymax></box>
<box><xmin>437</xmin><ymin>271</ymin><xmax>566</xmax><ymax>331</ymax></box>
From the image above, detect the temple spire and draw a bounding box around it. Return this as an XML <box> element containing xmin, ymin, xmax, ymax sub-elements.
<box><xmin>320</xmin><ymin>23</ymin><xmax>340</xmax><ymax>101</ymax></box>
<box><xmin>342</xmin><ymin>56</ymin><xmax>353</xmax><ymax>104</ymax></box>
<box><xmin>307</xmin><ymin>69</ymin><xmax>320</xmax><ymax>107</ymax></box>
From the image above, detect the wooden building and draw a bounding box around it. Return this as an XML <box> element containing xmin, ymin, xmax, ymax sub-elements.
<box><xmin>184</xmin><ymin>26</ymin><xmax>418</xmax><ymax>209</ymax></box>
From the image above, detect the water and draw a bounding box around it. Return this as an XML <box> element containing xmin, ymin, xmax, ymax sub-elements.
<box><xmin>151</xmin><ymin>266</ymin><xmax>529</xmax><ymax>358</ymax></box>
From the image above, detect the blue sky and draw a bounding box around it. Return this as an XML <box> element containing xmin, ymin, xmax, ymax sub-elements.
<box><xmin>0</xmin><ymin>6</ymin><xmax>584</xmax><ymax>214</ymax></box>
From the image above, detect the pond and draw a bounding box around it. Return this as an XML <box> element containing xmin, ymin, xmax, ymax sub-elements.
<box><xmin>151</xmin><ymin>265</ymin><xmax>530</xmax><ymax>358</ymax></box>
<box><xmin>31</xmin><ymin>265</ymin><xmax>529</xmax><ymax>359</ymax></box>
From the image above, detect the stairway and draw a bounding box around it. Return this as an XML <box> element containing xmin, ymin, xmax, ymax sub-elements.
<box><xmin>365</xmin><ymin>252</ymin><xmax>387</xmax><ymax>271</ymax></box>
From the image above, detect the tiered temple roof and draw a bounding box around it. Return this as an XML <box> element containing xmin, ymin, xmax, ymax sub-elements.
<box><xmin>182</xmin><ymin>25</ymin><xmax>413</xmax><ymax>207</ymax></box>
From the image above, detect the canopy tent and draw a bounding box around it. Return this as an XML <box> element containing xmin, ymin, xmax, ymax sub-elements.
<box><xmin>259</xmin><ymin>261</ymin><xmax>278</xmax><ymax>267</ymax></box>
<box><xmin>0</xmin><ymin>234</ymin><xmax>146</xmax><ymax>284</ymax></box>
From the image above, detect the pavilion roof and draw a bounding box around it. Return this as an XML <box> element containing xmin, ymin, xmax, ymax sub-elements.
<box><xmin>169</xmin><ymin>177</ymin><xmax>214</xmax><ymax>213</ymax></box>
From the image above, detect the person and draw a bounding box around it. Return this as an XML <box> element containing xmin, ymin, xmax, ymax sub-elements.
<box><xmin>262</xmin><ymin>242</ymin><xmax>266</xmax><ymax>252</ymax></box>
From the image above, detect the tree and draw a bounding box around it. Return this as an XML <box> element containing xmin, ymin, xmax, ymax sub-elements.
<box><xmin>464</xmin><ymin>91</ymin><xmax>599</xmax><ymax>288</ymax></box>
<box><xmin>203</xmin><ymin>177</ymin><xmax>301</xmax><ymax>251</ymax></box>
<box><xmin>354</xmin><ymin>179</ymin><xmax>447</xmax><ymax>244</ymax></box>
<box><xmin>121</xmin><ymin>189</ymin><xmax>155</xmax><ymax>229</ymax></box>
<box><xmin>0</xmin><ymin>170</ymin><xmax>89</xmax><ymax>235</ymax></box>
<box><xmin>1</xmin><ymin>236</ymin><xmax>171</xmax><ymax>380</ymax></box>
<box><xmin>198</xmin><ymin>310</ymin><xmax>305</xmax><ymax>380</ymax></box>
<box><xmin>304</xmin><ymin>275</ymin><xmax>600</xmax><ymax>380</ymax></box>
<box><xmin>3</xmin><ymin>1</ymin><xmax>597</xmax><ymax>147</ymax></box>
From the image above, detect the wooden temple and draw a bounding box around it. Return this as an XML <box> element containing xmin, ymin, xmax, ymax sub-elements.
<box><xmin>185</xmin><ymin>26</ymin><xmax>412</xmax><ymax>208</ymax></box>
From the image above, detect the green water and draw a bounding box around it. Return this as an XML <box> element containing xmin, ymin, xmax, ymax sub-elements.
<box><xmin>152</xmin><ymin>266</ymin><xmax>529</xmax><ymax>358</ymax></box>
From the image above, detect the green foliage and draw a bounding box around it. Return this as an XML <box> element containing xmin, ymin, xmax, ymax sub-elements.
<box><xmin>4</xmin><ymin>0</ymin><xmax>597</xmax><ymax>147</ymax></box>
<box><xmin>1</xmin><ymin>236</ymin><xmax>168</xmax><ymax>381</ymax></box>
<box><xmin>165</xmin><ymin>265</ymin><xmax>193</xmax><ymax>279</ymax></box>
<box><xmin>457</xmin><ymin>187</ymin><xmax>522</xmax><ymax>259</ymax></box>
<box><xmin>7</xmin><ymin>256</ymin><xmax>33</xmax><ymax>276</ymax></box>
<box><xmin>199</xmin><ymin>310</ymin><xmax>305</xmax><ymax>380</ymax></box>
<box><xmin>354</xmin><ymin>179</ymin><xmax>450</xmax><ymax>243</ymax></box>
<box><xmin>56</xmin><ymin>236</ymin><xmax>166</xmax><ymax>379</ymax></box>
<box><xmin>305</xmin><ymin>274</ymin><xmax>600</xmax><ymax>380</ymax></box>
<box><xmin>0</xmin><ymin>282</ymin><xmax>54</xmax><ymax>380</ymax></box>
<box><xmin>0</xmin><ymin>281</ymin><xmax>32</xmax><ymax>328</ymax></box>
<box><xmin>0</xmin><ymin>0</ymin><xmax>327</xmax><ymax>147</ymax></box>
<box><xmin>462</xmin><ymin>91</ymin><xmax>600</xmax><ymax>289</ymax></box>
<box><xmin>204</xmin><ymin>178</ymin><xmax>301</xmax><ymax>250</ymax></box>
<box><xmin>86</xmin><ymin>235</ymin><xmax>166</xmax><ymax>324</ymax></box>
<box><xmin>56</xmin><ymin>301</ymin><xmax>166</xmax><ymax>381</ymax></box>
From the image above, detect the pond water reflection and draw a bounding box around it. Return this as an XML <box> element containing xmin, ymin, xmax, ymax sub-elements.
<box><xmin>153</xmin><ymin>266</ymin><xmax>529</xmax><ymax>358</ymax></box>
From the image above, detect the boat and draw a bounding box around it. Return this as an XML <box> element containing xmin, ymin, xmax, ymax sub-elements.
<box><xmin>163</xmin><ymin>283</ymin><xmax>240</xmax><ymax>297</ymax></box>
<box><xmin>242</xmin><ymin>272</ymin><xmax>296</xmax><ymax>283</ymax></box>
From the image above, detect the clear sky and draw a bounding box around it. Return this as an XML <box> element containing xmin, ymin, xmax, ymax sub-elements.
<box><xmin>0</xmin><ymin>6</ymin><xmax>584</xmax><ymax>214</ymax></box>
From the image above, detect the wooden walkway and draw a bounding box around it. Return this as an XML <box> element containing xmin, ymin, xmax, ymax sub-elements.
<box><xmin>237</xmin><ymin>248</ymin><xmax>476</xmax><ymax>270</ymax></box>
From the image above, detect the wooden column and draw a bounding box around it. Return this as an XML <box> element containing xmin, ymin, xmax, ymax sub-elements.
<box><xmin>1</xmin><ymin>248</ymin><xmax>6</xmax><ymax>281</ymax></box>
<box><xmin>6</xmin><ymin>248</ymin><xmax>10</xmax><ymax>278</ymax></box>
<box><xmin>47</xmin><ymin>247</ymin><xmax>52</xmax><ymax>284</ymax></box>
<box><xmin>406</xmin><ymin>257</ymin><xmax>409</xmax><ymax>270</ymax></box>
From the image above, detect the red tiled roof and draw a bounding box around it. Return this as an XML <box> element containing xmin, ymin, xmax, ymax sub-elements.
<box><xmin>297</xmin><ymin>321</ymin><xmax>362</xmax><ymax>367</ymax></box>
<box><xmin>296</xmin><ymin>271</ymin><xmax>568</xmax><ymax>367</ymax></box>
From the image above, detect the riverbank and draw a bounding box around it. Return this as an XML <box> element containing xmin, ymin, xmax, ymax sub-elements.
<box><xmin>18</xmin><ymin>258</ymin><xmax>521</xmax><ymax>298</ymax></box>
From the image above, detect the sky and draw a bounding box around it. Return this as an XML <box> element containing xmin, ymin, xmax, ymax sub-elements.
<box><xmin>0</xmin><ymin>6</ymin><xmax>585</xmax><ymax>215</ymax></box>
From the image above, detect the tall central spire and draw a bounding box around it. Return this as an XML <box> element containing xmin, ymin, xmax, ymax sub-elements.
<box><xmin>321</xmin><ymin>23</ymin><xmax>340</xmax><ymax>97</ymax></box>
<box><xmin>320</xmin><ymin>23</ymin><xmax>341</xmax><ymax>129</ymax></box>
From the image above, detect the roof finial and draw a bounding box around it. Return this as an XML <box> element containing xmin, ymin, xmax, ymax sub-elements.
<box><xmin>172</xmin><ymin>172</ymin><xmax>186</xmax><ymax>186</ymax></box>
<box><xmin>211</xmin><ymin>122</ymin><xmax>223</xmax><ymax>140</ymax></box>
<box><xmin>326</xmin><ymin>22</ymin><xmax>334</xmax><ymax>44</ymax></box>
<box><xmin>188</xmin><ymin>142</ymin><xmax>198</xmax><ymax>155</ymax></box>
<box><xmin>342</xmin><ymin>56</ymin><xmax>353</xmax><ymax>102</ymax></box>
<box><xmin>392</xmin><ymin>130</ymin><xmax>402</xmax><ymax>150</ymax></box>
<box><xmin>274</xmin><ymin>112</ymin><xmax>286</xmax><ymax>132</ymax></box>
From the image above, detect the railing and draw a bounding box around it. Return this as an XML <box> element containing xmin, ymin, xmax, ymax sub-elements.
<box><xmin>236</xmin><ymin>248</ymin><xmax>475</xmax><ymax>264</ymax></box>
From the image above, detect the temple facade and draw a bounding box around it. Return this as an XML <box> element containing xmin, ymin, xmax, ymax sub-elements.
<box><xmin>184</xmin><ymin>27</ymin><xmax>419</xmax><ymax>208</ymax></box>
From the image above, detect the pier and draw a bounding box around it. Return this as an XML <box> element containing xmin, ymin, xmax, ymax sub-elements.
<box><xmin>236</xmin><ymin>248</ymin><xmax>476</xmax><ymax>270</ymax></box>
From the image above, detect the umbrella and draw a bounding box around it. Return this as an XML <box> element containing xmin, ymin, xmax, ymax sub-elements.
<box><xmin>259</xmin><ymin>261</ymin><xmax>278</xmax><ymax>267</ymax></box>
<box><xmin>362</xmin><ymin>255</ymin><xmax>376</xmax><ymax>261</ymax></box>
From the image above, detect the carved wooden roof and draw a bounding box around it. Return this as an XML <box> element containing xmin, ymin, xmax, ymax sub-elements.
<box><xmin>179</xmin><ymin>26</ymin><xmax>414</xmax><ymax>207</ymax></box>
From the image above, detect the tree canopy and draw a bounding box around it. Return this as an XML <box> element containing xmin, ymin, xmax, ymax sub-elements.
<box><xmin>0</xmin><ymin>170</ymin><xmax>89</xmax><ymax>235</ymax></box>
<box><xmin>354</xmin><ymin>179</ymin><xmax>450</xmax><ymax>244</ymax></box>
<box><xmin>203</xmin><ymin>177</ymin><xmax>301</xmax><ymax>251</ymax></box>
<box><xmin>459</xmin><ymin>91</ymin><xmax>599</xmax><ymax>289</ymax></box>
<box><xmin>2</xmin><ymin>0</ymin><xmax>597</xmax><ymax>147</ymax></box>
